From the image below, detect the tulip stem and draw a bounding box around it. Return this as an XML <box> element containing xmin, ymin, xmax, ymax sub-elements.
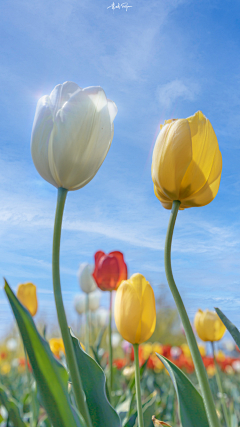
<box><xmin>85</xmin><ymin>294</ymin><xmax>90</xmax><ymax>353</ymax></box>
<box><xmin>24</xmin><ymin>347</ymin><xmax>34</xmax><ymax>427</ymax></box>
<box><xmin>211</xmin><ymin>342</ymin><xmax>230</xmax><ymax>427</ymax></box>
<box><xmin>165</xmin><ymin>200</ymin><xmax>221</xmax><ymax>427</ymax></box>
<box><xmin>109</xmin><ymin>290</ymin><xmax>113</xmax><ymax>401</ymax></box>
<box><xmin>133</xmin><ymin>344</ymin><xmax>144</xmax><ymax>427</ymax></box>
<box><xmin>52</xmin><ymin>187</ymin><xmax>92</xmax><ymax>427</ymax></box>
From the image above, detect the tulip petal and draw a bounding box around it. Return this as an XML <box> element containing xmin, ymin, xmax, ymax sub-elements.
<box><xmin>179</xmin><ymin>111</ymin><xmax>220</xmax><ymax>199</ymax></box>
<box><xmin>48</xmin><ymin>87</ymin><xmax>113</xmax><ymax>190</ymax></box>
<box><xmin>31</xmin><ymin>96</ymin><xmax>57</xmax><ymax>187</ymax></box>
<box><xmin>49</xmin><ymin>82</ymin><xmax>82</xmax><ymax>115</ymax></box>
<box><xmin>152</xmin><ymin>120</ymin><xmax>192</xmax><ymax>201</ymax></box>
<box><xmin>107</xmin><ymin>99</ymin><xmax>118</xmax><ymax>123</ymax></box>
<box><xmin>109</xmin><ymin>251</ymin><xmax>128</xmax><ymax>286</ymax></box>
<box><xmin>114</xmin><ymin>280</ymin><xmax>142</xmax><ymax>344</ymax></box>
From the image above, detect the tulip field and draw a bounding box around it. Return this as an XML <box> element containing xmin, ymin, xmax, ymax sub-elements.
<box><xmin>1</xmin><ymin>301</ymin><xmax>240</xmax><ymax>427</ymax></box>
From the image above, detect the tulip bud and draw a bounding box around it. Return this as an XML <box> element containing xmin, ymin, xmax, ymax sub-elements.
<box><xmin>89</xmin><ymin>290</ymin><xmax>101</xmax><ymax>312</ymax></box>
<box><xmin>31</xmin><ymin>82</ymin><xmax>117</xmax><ymax>190</ymax></box>
<box><xmin>78</xmin><ymin>263</ymin><xmax>97</xmax><ymax>294</ymax></box>
<box><xmin>73</xmin><ymin>294</ymin><xmax>86</xmax><ymax>315</ymax></box>
<box><xmin>16</xmin><ymin>282</ymin><xmax>38</xmax><ymax>316</ymax></box>
<box><xmin>93</xmin><ymin>250</ymin><xmax>127</xmax><ymax>291</ymax></box>
<box><xmin>114</xmin><ymin>273</ymin><xmax>156</xmax><ymax>344</ymax></box>
<box><xmin>151</xmin><ymin>111</ymin><xmax>222</xmax><ymax>210</ymax></box>
<box><xmin>194</xmin><ymin>309</ymin><xmax>226</xmax><ymax>342</ymax></box>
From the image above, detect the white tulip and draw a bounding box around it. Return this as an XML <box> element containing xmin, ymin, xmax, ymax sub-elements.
<box><xmin>89</xmin><ymin>291</ymin><xmax>101</xmax><ymax>312</ymax></box>
<box><xmin>74</xmin><ymin>294</ymin><xmax>86</xmax><ymax>315</ymax></box>
<box><xmin>78</xmin><ymin>263</ymin><xmax>97</xmax><ymax>294</ymax></box>
<box><xmin>97</xmin><ymin>307</ymin><xmax>109</xmax><ymax>327</ymax></box>
<box><xmin>6</xmin><ymin>338</ymin><xmax>18</xmax><ymax>351</ymax></box>
<box><xmin>111</xmin><ymin>332</ymin><xmax>121</xmax><ymax>349</ymax></box>
<box><xmin>31</xmin><ymin>82</ymin><xmax>117</xmax><ymax>190</ymax></box>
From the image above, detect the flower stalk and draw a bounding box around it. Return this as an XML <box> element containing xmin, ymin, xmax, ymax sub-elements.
<box><xmin>133</xmin><ymin>344</ymin><xmax>144</xmax><ymax>427</ymax></box>
<box><xmin>108</xmin><ymin>290</ymin><xmax>113</xmax><ymax>401</ymax></box>
<box><xmin>52</xmin><ymin>187</ymin><xmax>92</xmax><ymax>427</ymax></box>
<box><xmin>211</xmin><ymin>342</ymin><xmax>230</xmax><ymax>427</ymax></box>
<box><xmin>85</xmin><ymin>294</ymin><xmax>90</xmax><ymax>354</ymax></box>
<box><xmin>164</xmin><ymin>200</ymin><xmax>221</xmax><ymax>427</ymax></box>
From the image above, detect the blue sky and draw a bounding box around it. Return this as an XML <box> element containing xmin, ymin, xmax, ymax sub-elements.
<box><xmin>0</xmin><ymin>0</ymin><xmax>240</xmax><ymax>342</ymax></box>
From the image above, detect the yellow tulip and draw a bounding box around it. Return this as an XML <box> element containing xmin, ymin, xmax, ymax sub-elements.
<box><xmin>49</xmin><ymin>338</ymin><xmax>65</xmax><ymax>358</ymax></box>
<box><xmin>114</xmin><ymin>273</ymin><xmax>156</xmax><ymax>344</ymax></box>
<box><xmin>17</xmin><ymin>282</ymin><xmax>38</xmax><ymax>316</ymax></box>
<box><xmin>194</xmin><ymin>309</ymin><xmax>226</xmax><ymax>342</ymax></box>
<box><xmin>151</xmin><ymin>111</ymin><xmax>222</xmax><ymax>210</ymax></box>
<box><xmin>1</xmin><ymin>362</ymin><xmax>11</xmax><ymax>375</ymax></box>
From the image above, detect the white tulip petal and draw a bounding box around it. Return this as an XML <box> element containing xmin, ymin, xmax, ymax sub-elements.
<box><xmin>49</xmin><ymin>81</ymin><xmax>81</xmax><ymax>115</ymax></box>
<box><xmin>107</xmin><ymin>99</ymin><xmax>118</xmax><ymax>123</ymax></box>
<box><xmin>48</xmin><ymin>87</ymin><xmax>112</xmax><ymax>190</ymax></box>
<box><xmin>78</xmin><ymin>263</ymin><xmax>97</xmax><ymax>294</ymax></box>
<box><xmin>31</xmin><ymin>96</ymin><xmax>57</xmax><ymax>187</ymax></box>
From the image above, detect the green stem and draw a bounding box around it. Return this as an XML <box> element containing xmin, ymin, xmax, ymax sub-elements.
<box><xmin>109</xmin><ymin>291</ymin><xmax>113</xmax><ymax>401</ymax></box>
<box><xmin>133</xmin><ymin>344</ymin><xmax>144</xmax><ymax>427</ymax></box>
<box><xmin>24</xmin><ymin>347</ymin><xmax>34</xmax><ymax>427</ymax></box>
<box><xmin>165</xmin><ymin>200</ymin><xmax>221</xmax><ymax>427</ymax></box>
<box><xmin>85</xmin><ymin>294</ymin><xmax>90</xmax><ymax>353</ymax></box>
<box><xmin>52</xmin><ymin>187</ymin><xmax>92</xmax><ymax>427</ymax></box>
<box><xmin>211</xmin><ymin>342</ymin><xmax>230</xmax><ymax>427</ymax></box>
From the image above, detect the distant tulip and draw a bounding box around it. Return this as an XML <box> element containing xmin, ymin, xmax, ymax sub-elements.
<box><xmin>194</xmin><ymin>309</ymin><xmax>226</xmax><ymax>342</ymax></box>
<box><xmin>17</xmin><ymin>282</ymin><xmax>38</xmax><ymax>316</ymax></box>
<box><xmin>111</xmin><ymin>332</ymin><xmax>121</xmax><ymax>348</ymax></box>
<box><xmin>6</xmin><ymin>338</ymin><xmax>18</xmax><ymax>352</ymax></box>
<box><xmin>49</xmin><ymin>338</ymin><xmax>65</xmax><ymax>358</ymax></box>
<box><xmin>151</xmin><ymin>111</ymin><xmax>222</xmax><ymax>210</ymax></box>
<box><xmin>73</xmin><ymin>294</ymin><xmax>86</xmax><ymax>315</ymax></box>
<box><xmin>89</xmin><ymin>290</ymin><xmax>101</xmax><ymax>312</ymax></box>
<box><xmin>78</xmin><ymin>263</ymin><xmax>97</xmax><ymax>294</ymax></box>
<box><xmin>114</xmin><ymin>273</ymin><xmax>156</xmax><ymax>344</ymax></box>
<box><xmin>96</xmin><ymin>308</ymin><xmax>109</xmax><ymax>327</ymax></box>
<box><xmin>31</xmin><ymin>82</ymin><xmax>117</xmax><ymax>190</ymax></box>
<box><xmin>93</xmin><ymin>250</ymin><xmax>127</xmax><ymax>291</ymax></box>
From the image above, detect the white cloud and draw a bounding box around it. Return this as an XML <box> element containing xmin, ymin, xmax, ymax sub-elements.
<box><xmin>157</xmin><ymin>79</ymin><xmax>200</xmax><ymax>110</ymax></box>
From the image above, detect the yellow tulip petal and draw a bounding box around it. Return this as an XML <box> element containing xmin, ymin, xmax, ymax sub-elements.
<box><xmin>152</xmin><ymin>120</ymin><xmax>192</xmax><ymax>201</ymax></box>
<box><xmin>114</xmin><ymin>280</ymin><xmax>141</xmax><ymax>344</ymax></box>
<box><xmin>114</xmin><ymin>273</ymin><xmax>156</xmax><ymax>344</ymax></box>
<box><xmin>194</xmin><ymin>309</ymin><xmax>226</xmax><ymax>342</ymax></box>
<box><xmin>17</xmin><ymin>282</ymin><xmax>38</xmax><ymax>317</ymax></box>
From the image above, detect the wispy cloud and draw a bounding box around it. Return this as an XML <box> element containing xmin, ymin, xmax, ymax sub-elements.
<box><xmin>157</xmin><ymin>79</ymin><xmax>200</xmax><ymax>110</ymax></box>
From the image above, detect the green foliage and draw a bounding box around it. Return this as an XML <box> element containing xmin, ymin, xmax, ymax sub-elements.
<box><xmin>215</xmin><ymin>308</ymin><xmax>240</xmax><ymax>349</ymax></box>
<box><xmin>71</xmin><ymin>332</ymin><xmax>121</xmax><ymax>427</ymax></box>
<box><xmin>156</xmin><ymin>354</ymin><xmax>209</xmax><ymax>427</ymax></box>
<box><xmin>4</xmin><ymin>279</ymin><xmax>83</xmax><ymax>427</ymax></box>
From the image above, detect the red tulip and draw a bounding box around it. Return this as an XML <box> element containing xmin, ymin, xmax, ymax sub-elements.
<box><xmin>92</xmin><ymin>251</ymin><xmax>127</xmax><ymax>291</ymax></box>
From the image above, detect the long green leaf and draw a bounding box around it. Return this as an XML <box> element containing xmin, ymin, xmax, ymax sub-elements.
<box><xmin>4</xmin><ymin>279</ymin><xmax>83</xmax><ymax>427</ymax></box>
<box><xmin>71</xmin><ymin>331</ymin><xmax>121</xmax><ymax>427</ymax></box>
<box><xmin>0</xmin><ymin>386</ymin><xmax>27</xmax><ymax>427</ymax></box>
<box><xmin>156</xmin><ymin>354</ymin><xmax>209</xmax><ymax>427</ymax></box>
<box><xmin>215</xmin><ymin>308</ymin><xmax>240</xmax><ymax>349</ymax></box>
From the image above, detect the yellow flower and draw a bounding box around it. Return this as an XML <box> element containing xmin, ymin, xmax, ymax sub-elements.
<box><xmin>151</xmin><ymin>111</ymin><xmax>222</xmax><ymax>210</ymax></box>
<box><xmin>207</xmin><ymin>365</ymin><xmax>216</xmax><ymax>377</ymax></box>
<box><xmin>198</xmin><ymin>344</ymin><xmax>206</xmax><ymax>357</ymax></box>
<box><xmin>142</xmin><ymin>343</ymin><xmax>153</xmax><ymax>360</ymax></box>
<box><xmin>1</xmin><ymin>362</ymin><xmax>11</xmax><ymax>375</ymax></box>
<box><xmin>194</xmin><ymin>309</ymin><xmax>226</xmax><ymax>342</ymax></box>
<box><xmin>17</xmin><ymin>282</ymin><xmax>38</xmax><ymax>316</ymax></box>
<box><xmin>181</xmin><ymin>343</ymin><xmax>191</xmax><ymax>358</ymax></box>
<box><xmin>49</xmin><ymin>338</ymin><xmax>65</xmax><ymax>358</ymax></box>
<box><xmin>114</xmin><ymin>273</ymin><xmax>156</xmax><ymax>344</ymax></box>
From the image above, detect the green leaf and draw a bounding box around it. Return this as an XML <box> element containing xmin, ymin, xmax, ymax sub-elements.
<box><xmin>134</xmin><ymin>392</ymin><xmax>157</xmax><ymax>427</ymax></box>
<box><xmin>215</xmin><ymin>308</ymin><xmax>240</xmax><ymax>349</ymax></box>
<box><xmin>156</xmin><ymin>354</ymin><xmax>209</xmax><ymax>427</ymax></box>
<box><xmin>4</xmin><ymin>279</ymin><xmax>83</xmax><ymax>427</ymax></box>
<box><xmin>71</xmin><ymin>331</ymin><xmax>121</xmax><ymax>427</ymax></box>
<box><xmin>0</xmin><ymin>385</ymin><xmax>27</xmax><ymax>427</ymax></box>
